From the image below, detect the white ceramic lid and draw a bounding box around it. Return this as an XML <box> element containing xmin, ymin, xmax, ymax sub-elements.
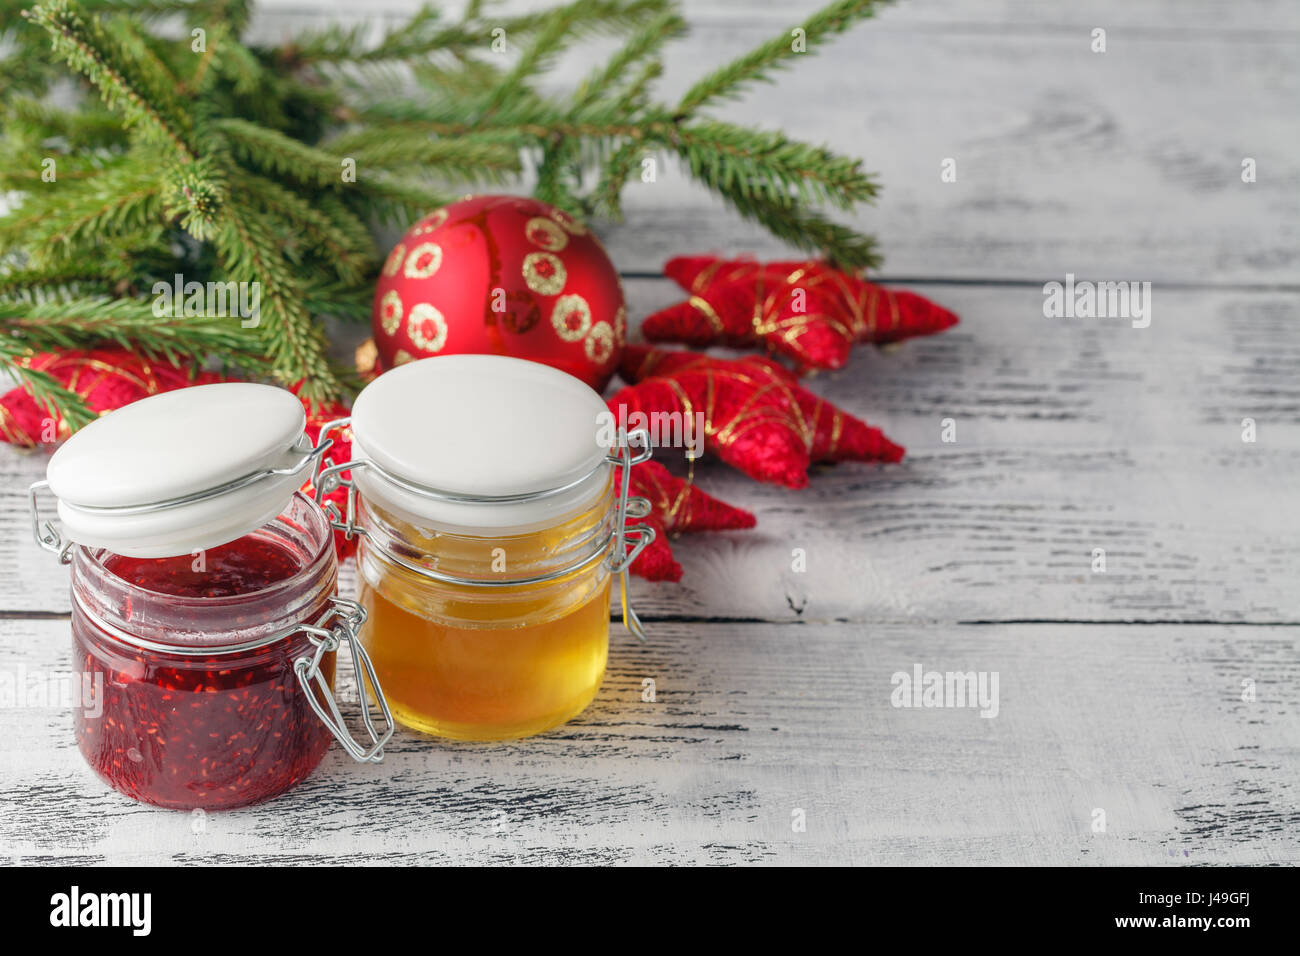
<box><xmin>46</xmin><ymin>383</ymin><xmax>311</xmax><ymax>558</ymax></box>
<box><xmin>349</xmin><ymin>355</ymin><xmax>612</xmax><ymax>530</ymax></box>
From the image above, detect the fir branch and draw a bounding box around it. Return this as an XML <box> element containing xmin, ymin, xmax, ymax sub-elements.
<box><xmin>1</xmin><ymin>158</ymin><xmax>164</xmax><ymax>262</ymax></box>
<box><xmin>0</xmin><ymin>296</ymin><xmax>276</xmax><ymax>372</ymax></box>
<box><xmin>48</xmin><ymin>0</ymin><xmax>210</xmax><ymax>15</ymax></box>
<box><xmin>212</xmin><ymin>187</ymin><xmax>345</xmax><ymax>400</ymax></box>
<box><xmin>239</xmin><ymin>173</ymin><xmax>374</xmax><ymax>284</ymax></box>
<box><xmin>412</xmin><ymin>57</ymin><xmax>504</xmax><ymax>98</ymax></box>
<box><xmin>213</xmin><ymin>116</ymin><xmax>343</xmax><ymax>186</ymax></box>
<box><xmin>0</xmin><ymin>342</ymin><xmax>97</xmax><ymax>432</ymax></box>
<box><xmin>2</xmin><ymin>0</ymin><xmax>892</xmax><ymax>419</ymax></box>
<box><xmin>595</xmin><ymin>140</ymin><xmax>643</xmax><ymax>218</ymax></box>
<box><xmin>671</xmin><ymin>120</ymin><xmax>878</xmax><ymax>210</ymax></box>
<box><xmin>479</xmin><ymin>0</ymin><xmax>672</xmax><ymax>114</ymax></box>
<box><xmin>205</xmin><ymin>24</ymin><xmax>262</xmax><ymax>96</ymax></box>
<box><xmin>23</xmin><ymin>0</ymin><xmax>196</xmax><ymax>161</ymax></box>
<box><xmin>283</xmin><ymin>0</ymin><xmax>666</xmax><ymax>73</ymax></box>
<box><xmin>572</xmin><ymin>9</ymin><xmax>683</xmax><ymax>110</ymax></box>
<box><xmin>100</xmin><ymin>10</ymin><xmax>190</xmax><ymax>120</ymax></box>
<box><xmin>613</xmin><ymin>57</ymin><xmax>663</xmax><ymax>112</ymax></box>
<box><xmin>0</xmin><ymin>150</ymin><xmax>121</xmax><ymax>188</ymax></box>
<box><xmin>1</xmin><ymin>97</ymin><xmax>127</xmax><ymax>151</ymax></box>
<box><xmin>676</xmin><ymin>0</ymin><xmax>888</xmax><ymax>115</ymax></box>
<box><xmin>300</xmin><ymin>278</ymin><xmax>373</xmax><ymax>324</ymax></box>
<box><xmin>285</xmin><ymin>4</ymin><xmax>446</xmax><ymax>65</ymax></box>
<box><xmin>480</xmin><ymin>5</ymin><xmax>583</xmax><ymax>115</ymax></box>
<box><xmin>325</xmin><ymin>127</ymin><xmax>521</xmax><ymax>180</ymax></box>
<box><xmin>347</xmin><ymin>175</ymin><xmax>453</xmax><ymax>227</ymax></box>
<box><xmin>726</xmin><ymin>192</ymin><xmax>881</xmax><ymax>269</ymax></box>
<box><xmin>161</xmin><ymin>156</ymin><xmax>227</xmax><ymax>241</ymax></box>
<box><xmin>0</xmin><ymin>265</ymin><xmax>113</xmax><ymax>300</ymax></box>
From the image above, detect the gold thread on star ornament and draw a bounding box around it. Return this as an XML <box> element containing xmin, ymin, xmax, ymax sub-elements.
<box><xmin>523</xmin><ymin>252</ymin><xmax>566</xmax><ymax>295</ymax></box>
<box><xmin>552</xmin><ymin>294</ymin><xmax>591</xmax><ymax>341</ymax></box>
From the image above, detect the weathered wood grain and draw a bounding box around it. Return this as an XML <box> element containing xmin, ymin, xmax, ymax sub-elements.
<box><xmin>613</xmin><ymin>281</ymin><xmax>1300</xmax><ymax>625</ymax></box>
<box><xmin>241</xmin><ymin>0</ymin><xmax>1300</xmax><ymax>284</ymax></box>
<box><xmin>1</xmin><ymin>0</ymin><xmax>1296</xmax><ymax>866</ymax></box>
<box><xmin>2</xmin><ymin>618</ymin><xmax>1296</xmax><ymax>865</ymax></box>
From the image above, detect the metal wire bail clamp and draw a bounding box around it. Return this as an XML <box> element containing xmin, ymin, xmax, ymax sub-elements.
<box><xmin>292</xmin><ymin>596</ymin><xmax>394</xmax><ymax>763</ymax></box>
<box><xmin>28</xmin><ymin>480</ymin><xmax>73</xmax><ymax>564</ymax></box>
<box><xmin>605</xmin><ymin>428</ymin><xmax>655</xmax><ymax>641</ymax></box>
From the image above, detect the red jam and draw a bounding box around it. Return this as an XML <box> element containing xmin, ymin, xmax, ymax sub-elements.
<box><xmin>104</xmin><ymin>537</ymin><xmax>302</xmax><ymax>597</ymax></box>
<box><xmin>73</xmin><ymin>535</ymin><xmax>336</xmax><ymax>811</ymax></box>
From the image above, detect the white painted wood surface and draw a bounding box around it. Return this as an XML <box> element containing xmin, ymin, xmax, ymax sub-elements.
<box><xmin>1</xmin><ymin>0</ymin><xmax>1298</xmax><ymax>865</ymax></box>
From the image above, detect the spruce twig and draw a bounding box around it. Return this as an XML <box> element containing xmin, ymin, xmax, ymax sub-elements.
<box><xmin>0</xmin><ymin>0</ymin><xmax>889</xmax><ymax>433</ymax></box>
<box><xmin>676</xmin><ymin>0</ymin><xmax>888</xmax><ymax>114</ymax></box>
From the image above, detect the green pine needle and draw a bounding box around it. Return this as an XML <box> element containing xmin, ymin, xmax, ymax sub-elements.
<box><xmin>1</xmin><ymin>0</ymin><xmax>889</xmax><ymax>431</ymax></box>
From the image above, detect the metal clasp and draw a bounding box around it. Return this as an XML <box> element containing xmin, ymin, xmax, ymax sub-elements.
<box><xmin>311</xmin><ymin>419</ymin><xmax>367</xmax><ymax>541</ymax></box>
<box><xmin>292</xmin><ymin>596</ymin><xmax>394</xmax><ymax>762</ymax></box>
<box><xmin>605</xmin><ymin>429</ymin><xmax>655</xmax><ymax>642</ymax></box>
<box><xmin>28</xmin><ymin>480</ymin><xmax>72</xmax><ymax>564</ymax></box>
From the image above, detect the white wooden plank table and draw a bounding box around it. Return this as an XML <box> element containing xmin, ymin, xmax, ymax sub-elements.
<box><xmin>1</xmin><ymin>0</ymin><xmax>1298</xmax><ymax>865</ymax></box>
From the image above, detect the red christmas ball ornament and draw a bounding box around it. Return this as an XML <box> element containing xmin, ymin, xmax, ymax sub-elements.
<box><xmin>372</xmin><ymin>195</ymin><xmax>627</xmax><ymax>391</ymax></box>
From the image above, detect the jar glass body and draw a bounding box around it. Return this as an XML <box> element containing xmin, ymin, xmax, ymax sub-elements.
<box><xmin>356</xmin><ymin>476</ymin><xmax>614</xmax><ymax>740</ymax></box>
<box><xmin>71</xmin><ymin>493</ymin><xmax>339</xmax><ymax>810</ymax></box>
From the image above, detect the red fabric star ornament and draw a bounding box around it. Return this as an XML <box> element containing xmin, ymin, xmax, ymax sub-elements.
<box><xmin>617</xmin><ymin>460</ymin><xmax>757</xmax><ymax>582</ymax></box>
<box><xmin>641</xmin><ymin>256</ymin><xmax>958</xmax><ymax>371</ymax></box>
<box><xmin>612</xmin><ymin>347</ymin><xmax>904</xmax><ymax>489</ymax></box>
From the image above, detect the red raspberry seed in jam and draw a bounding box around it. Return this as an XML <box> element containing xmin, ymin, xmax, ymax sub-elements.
<box><xmin>74</xmin><ymin>535</ymin><xmax>335</xmax><ymax>811</ymax></box>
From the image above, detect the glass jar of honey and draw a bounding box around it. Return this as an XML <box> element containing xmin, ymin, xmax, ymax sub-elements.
<box><xmin>30</xmin><ymin>383</ymin><xmax>393</xmax><ymax>809</ymax></box>
<box><xmin>314</xmin><ymin>355</ymin><xmax>654</xmax><ymax>741</ymax></box>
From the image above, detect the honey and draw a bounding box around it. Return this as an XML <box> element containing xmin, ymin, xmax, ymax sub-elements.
<box><xmin>359</xmin><ymin>579</ymin><xmax>610</xmax><ymax>740</ymax></box>
<box><xmin>355</xmin><ymin>481</ymin><xmax>615</xmax><ymax>740</ymax></box>
<box><xmin>332</xmin><ymin>354</ymin><xmax>655</xmax><ymax>742</ymax></box>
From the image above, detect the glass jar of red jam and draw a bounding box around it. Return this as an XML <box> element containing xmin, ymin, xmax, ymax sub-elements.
<box><xmin>70</xmin><ymin>493</ymin><xmax>370</xmax><ymax>810</ymax></box>
<box><xmin>31</xmin><ymin>383</ymin><xmax>392</xmax><ymax>810</ymax></box>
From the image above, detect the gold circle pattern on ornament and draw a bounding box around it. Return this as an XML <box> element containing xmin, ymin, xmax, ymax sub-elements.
<box><xmin>412</xmin><ymin>209</ymin><xmax>448</xmax><ymax>235</ymax></box>
<box><xmin>394</xmin><ymin>349</ymin><xmax>414</xmax><ymax>366</ymax></box>
<box><xmin>613</xmin><ymin>305</ymin><xmax>627</xmax><ymax>346</ymax></box>
<box><xmin>382</xmin><ymin>243</ymin><xmax>406</xmax><ymax>277</ymax></box>
<box><xmin>523</xmin><ymin>252</ymin><xmax>566</xmax><ymax>296</ymax></box>
<box><xmin>551</xmin><ymin>294</ymin><xmax>592</xmax><ymax>342</ymax></box>
<box><xmin>407</xmin><ymin>303</ymin><xmax>448</xmax><ymax>352</ymax></box>
<box><xmin>380</xmin><ymin>290</ymin><xmax>403</xmax><ymax>335</ymax></box>
<box><xmin>549</xmin><ymin>209</ymin><xmax>587</xmax><ymax>236</ymax></box>
<box><xmin>404</xmin><ymin>242</ymin><xmax>443</xmax><ymax>279</ymax></box>
<box><xmin>585</xmin><ymin>322</ymin><xmax>615</xmax><ymax>365</ymax></box>
<box><xmin>525</xmin><ymin>217</ymin><xmax>568</xmax><ymax>252</ymax></box>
